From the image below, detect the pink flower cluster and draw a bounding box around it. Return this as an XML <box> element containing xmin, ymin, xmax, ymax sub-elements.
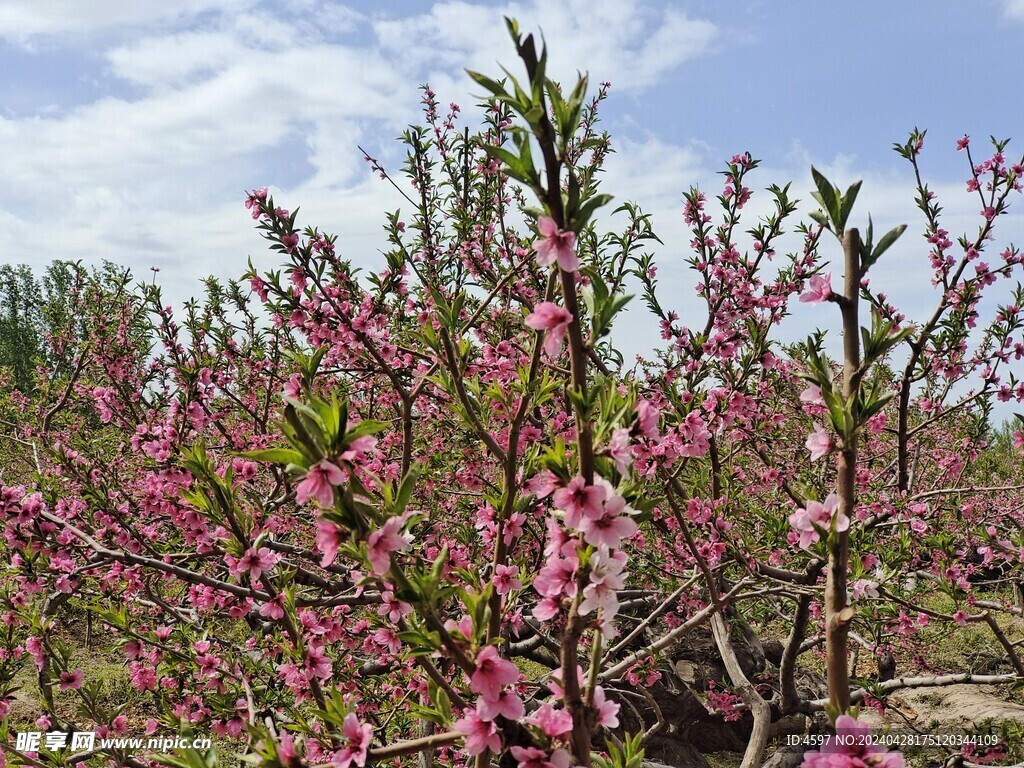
<box><xmin>456</xmin><ymin>646</ymin><xmax>621</xmax><ymax>761</ymax></box>
<box><xmin>552</xmin><ymin>476</ymin><xmax>638</xmax><ymax>550</ymax></box>
<box><xmin>525</xmin><ymin>302</ymin><xmax>573</xmax><ymax>356</ymax></box>
<box><xmin>530</xmin><ymin>476</ymin><xmax>636</xmax><ymax>638</ymax></box>
<box><xmin>332</xmin><ymin>712</ymin><xmax>373</xmax><ymax>768</ymax></box>
<box><xmin>800</xmin><ymin>273</ymin><xmax>833</xmax><ymax>304</ymax></box>
<box><xmin>801</xmin><ymin>715</ymin><xmax>905</xmax><ymax>768</ymax></box>
<box><xmin>454</xmin><ymin>645</ymin><xmax>523</xmax><ymax>754</ymax></box>
<box><xmin>225</xmin><ymin>546</ymin><xmax>281</xmax><ymax>584</ymax></box>
<box><xmin>534</xmin><ymin>216</ymin><xmax>578</xmax><ymax>272</ymax></box>
<box><xmin>805</xmin><ymin>424</ymin><xmax>834</xmax><ymax>461</ymax></box>
<box><xmin>788</xmin><ymin>492</ymin><xmax>848</xmax><ymax>549</ymax></box>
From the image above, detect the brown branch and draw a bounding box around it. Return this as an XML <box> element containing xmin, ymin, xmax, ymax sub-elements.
<box><xmin>808</xmin><ymin>673</ymin><xmax>1022</xmax><ymax>709</ymax></box>
<box><xmin>711</xmin><ymin>613</ymin><xmax>771</xmax><ymax>768</ymax></box>
<box><xmin>368</xmin><ymin>730</ymin><xmax>462</xmax><ymax>762</ymax></box>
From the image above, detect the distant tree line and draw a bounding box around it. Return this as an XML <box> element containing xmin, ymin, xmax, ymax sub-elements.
<box><xmin>0</xmin><ymin>260</ymin><xmax>133</xmax><ymax>394</ymax></box>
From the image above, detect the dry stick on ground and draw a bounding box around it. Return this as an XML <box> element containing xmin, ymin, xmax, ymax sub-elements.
<box><xmin>807</xmin><ymin>672</ymin><xmax>1023</xmax><ymax>709</ymax></box>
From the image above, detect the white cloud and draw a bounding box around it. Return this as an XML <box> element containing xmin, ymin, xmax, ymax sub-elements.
<box><xmin>1004</xmin><ymin>0</ymin><xmax>1024</xmax><ymax>19</ymax></box>
<box><xmin>105</xmin><ymin>31</ymin><xmax>250</xmax><ymax>90</ymax></box>
<box><xmin>373</xmin><ymin>0</ymin><xmax>716</xmax><ymax>92</ymax></box>
<box><xmin>0</xmin><ymin>0</ymin><xmax>721</xmax><ymax>315</ymax></box>
<box><xmin>0</xmin><ymin>0</ymin><xmax>254</xmax><ymax>46</ymax></box>
<box><xmin>0</xmin><ymin>10</ymin><xmax>412</xmax><ymax>304</ymax></box>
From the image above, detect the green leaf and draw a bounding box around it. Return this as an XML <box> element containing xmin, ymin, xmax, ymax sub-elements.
<box><xmin>574</xmin><ymin>193</ymin><xmax>614</xmax><ymax>229</ymax></box>
<box><xmin>871</xmin><ymin>223</ymin><xmax>907</xmax><ymax>262</ymax></box>
<box><xmin>860</xmin><ymin>390</ymin><xmax>895</xmax><ymax>423</ymax></box>
<box><xmin>504</xmin><ymin>16</ymin><xmax>520</xmax><ymax>43</ymax></box>
<box><xmin>811</xmin><ymin>166</ymin><xmax>841</xmax><ymax>232</ymax></box>
<box><xmin>284</xmin><ymin>402</ymin><xmax>327</xmax><ymax>457</ymax></box>
<box><xmin>838</xmin><ymin>180</ymin><xmax>862</xmax><ymax>232</ymax></box>
<box><xmin>480</xmin><ymin>144</ymin><xmax>534</xmax><ymax>186</ymax></box>
<box><xmin>394</xmin><ymin>465</ymin><xmax>421</xmax><ymax>516</ymax></box>
<box><xmin>465</xmin><ymin>70</ymin><xmax>509</xmax><ymax>99</ymax></box>
<box><xmin>346</xmin><ymin>419</ymin><xmax>390</xmax><ymax>439</ymax></box>
<box><xmin>240</xmin><ymin>448</ymin><xmax>306</xmax><ymax>466</ymax></box>
<box><xmin>808</xmin><ymin>210</ymin><xmax>829</xmax><ymax>228</ymax></box>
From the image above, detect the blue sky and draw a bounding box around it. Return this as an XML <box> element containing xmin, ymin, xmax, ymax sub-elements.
<box><xmin>1</xmin><ymin>0</ymin><xmax>1023</xmax><ymax>368</ymax></box>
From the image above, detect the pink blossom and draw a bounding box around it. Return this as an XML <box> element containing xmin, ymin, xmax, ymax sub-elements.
<box><xmin>277</xmin><ymin>733</ymin><xmax>301</xmax><ymax>766</ymax></box>
<box><xmin>470</xmin><ymin>645</ymin><xmax>519</xmax><ymax>700</ymax></box>
<box><xmin>533</xmin><ymin>596</ymin><xmax>562</xmax><ymax>621</ymax></box>
<box><xmin>607</xmin><ymin>428</ymin><xmax>632</xmax><ymax>476</ymax></box>
<box><xmin>59</xmin><ymin>668</ymin><xmax>84</xmax><ymax>691</ymax></box>
<box><xmin>534</xmin><ymin>216</ymin><xmax>579</xmax><ymax>272</ymax></box>
<box><xmin>477</xmin><ymin>689</ymin><xmax>525</xmax><ymax>721</ymax></box>
<box><xmin>244</xmin><ymin>188</ymin><xmax>268</xmax><ymax>219</ymax></box>
<box><xmin>503</xmin><ymin>512</ymin><xmax>525</xmax><ymax>545</ymax></box>
<box><xmin>315</xmin><ymin>519</ymin><xmax>344</xmax><ymax>568</ymax></box>
<box><xmin>634</xmin><ymin>399</ymin><xmax>660</xmax><ymax>438</ymax></box>
<box><xmin>492</xmin><ymin>565</ymin><xmax>523</xmax><ymax>596</ymax></box>
<box><xmin>296</xmin><ymin>460</ymin><xmax>345</xmax><ymax>507</ymax></box>
<box><xmin>525</xmin><ymin>703</ymin><xmax>573</xmax><ymax>736</ymax></box>
<box><xmin>956</xmin><ymin>135</ymin><xmax>970</xmax><ymax>151</ymax></box>
<box><xmin>259</xmin><ymin>594</ymin><xmax>286</xmax><ymax>620</ymax></box>
<box><xmin>230</xmin><ymin>546</ymin><xmax>280</xmax><ymax>583</ymax></box>
<box><xmin>528</xmin><ymin>470</ymin><xmax>560</xmax><ymax>499</ymax></box>
<box><xmin>377</xmin><ymin>591</ymin><xmax>413</xmax><ymax>623</ymax></box>
<box><xmin>801</xmin><ymin>715</ymin><xmax>905</xmax><ymax>768</ymax></box>
<box><xmin>332</xmin><ymin>713</ymin><xmax>372</xmax><ymax>768</ymax></box>
<box><xmin>249</xmin><ymin>276</ymin><xmax>269</xmax><ymax>302</ymax></box>
<box><xmin>444</xmin><ymin>614</ymin><xmax>474</xmax><ymax>640</ymax></box>
<box><xmin>129</xmin><ymin>661</ymin><xmax>157</xmax><ymax>691</ymax></box>
<box><xmin>454</xmin><ymin>709</ymin><xmax>501</xmax><ymax>755</ymax></box>
<box><xmin>800</xmin><ymin>273</ymin><xmax>833</xmax><ymax>304</ymax></box>
<box><xmin>92</xmin><ymin>387</ymin><xmax>115</xmax><ymax>423</ymax></box>
<box><xmin>851</xmin><ymin>579</ymin><xmax>879</xmax><ymax>600</ymax></box>
<box><xmin>289</xmin><ymin>266</ymin><xmax>307</xmax><ymax>293</ymax></box>
<box><xmin>553</xmin><ymin>476</ymin><xmax>607</xmax><ymax>528</ymax></box>
<box><xmin>579</xmin><ymin>546</ymin><xmax>627</xmax><ymax>619</ymax></box>
<box><xmin>25</xmin><ymin>636</ymin><xmax>45</xmax><ymax>671</ymax></box>
<box><xmin>805</xmin><ymin>424</ymin><xmax>834</xmax><ymax>461</ymax></box>
<box><xmin>366</xmin><ymin>516</ymin><xmax>412</xmax><ymax>576</ymax></box>
<box><xmin>340</xmin><ymin>435</ymin><xmax>377</xmax><ymax>464</ymax></box>
<box><xmin>799</xmin><ymin>383</ymin><xmax>824</xmax><ymax>405</ymax></box>
<box><xmin>304</xmin><ymin>643</ymin><xmax>332</xmax><ymax>680</ymax></box>
<box><xmin>525</xmin><ymin>302</ymin><xmax>573</xmax><ymax>356</ymax></box>
<box><xmin>592</xmin><ymin>685</ymin><xmax>620</xmax><ymax>727</ymax></box>
<box><xmin>789</xmin><ymin>493</ymin><xmax>846</xmax><ymax>549</ymax></box>
<box><xmin>534</xmin><ymin>556</ymin><xmax>578</xmax><ymax>601</ymax></box>
<box><xmin>511</xmin><ymin>746</ymin><xmax>571</xmax><ymax>768</ymax></box>
<box><xmin>580</xmin><ymin>503</ymin><xmax>637</xmax><ymax>549</ymax></box>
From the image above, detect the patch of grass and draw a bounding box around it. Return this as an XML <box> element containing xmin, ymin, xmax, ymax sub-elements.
<box><xmin>913</xmin><ymin>590</ymin><xmax>1024</xmax><ymax>674</ymax></box>
<box><xmin>704</xmin><ymin>751</ymin><xmax>743</xmax><ymax>768</ymax></box>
